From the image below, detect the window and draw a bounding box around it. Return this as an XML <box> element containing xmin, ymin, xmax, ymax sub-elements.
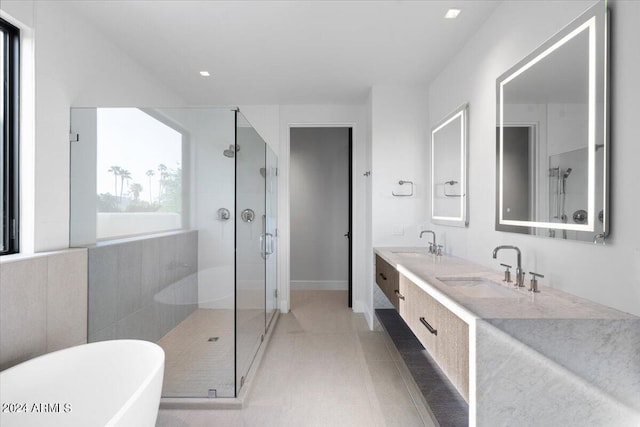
<box><xmin>95</xmin><ymin>108</ymin><xmax>184</xmax><ymax>240</ymax></box>
<box><xmin>1</xmin><ymin>17</ymin><xmax>19</xmax><ymax>255</ymax></box>
<box><xmin>69</xmin><ymin>108</ymin><xmax>185</xmax><ymax>243</ymax></box>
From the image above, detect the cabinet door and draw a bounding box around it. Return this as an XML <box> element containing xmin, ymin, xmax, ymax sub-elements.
<box><xmin>397</xmin><ymin>272</ymin><xmax>409</xmax><ymax>320</ymax></box>
<box><xmin>434</xmin><ymin>301</ymin><xmax>469</xmax><ymax>401</ymax></box>
<box><xmin>375</xmin><ymin>255</ymin><xmax>399</xmax><ymax>309</ymax></box>
<box><xmin>402</xmin><ymin>273</ymin><xmax>469</xmax><ymax>402</ymax></box>
<box><xmin>403</xmin><ymin>275</ymin><xmax>438</xmax><ymax>357</ymax></box>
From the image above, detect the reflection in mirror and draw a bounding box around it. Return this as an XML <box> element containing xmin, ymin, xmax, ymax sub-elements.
<box><xmin>431</xmin><ymin>103</ymin><xmax>468</xmax><ymax>227</ymax></box>
<box><xmin>496</xmin><ymin>2</ymin><xmax>608</xmax><ymax>242</ymax></box>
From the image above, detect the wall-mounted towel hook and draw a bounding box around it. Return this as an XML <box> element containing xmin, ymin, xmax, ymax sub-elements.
<box><xmin>392</xmin><ymin>180</ymin><xmax>414</xmax><ymax>197</ymax></box>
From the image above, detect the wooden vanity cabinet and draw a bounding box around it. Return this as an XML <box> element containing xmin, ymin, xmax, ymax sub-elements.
<box><xmin>375</xmin><ymin>254</ymin><xmax>469</xmax><ymax>401</ymax></box>
<box><xmin>375</xmin><ymin>254</ymin><xmax>400</xmax><ymax>309</ymax></box>
<box><xmin>400</xmin><ymin>273</ymin><xmax>469</xmax><ymax>402</ymax></box>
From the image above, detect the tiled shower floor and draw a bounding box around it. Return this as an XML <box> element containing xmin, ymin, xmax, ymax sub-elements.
<box><xmin>158</xmin><ymin>308</ymin><xmax>266</xmax><ymax>398</ymax></box>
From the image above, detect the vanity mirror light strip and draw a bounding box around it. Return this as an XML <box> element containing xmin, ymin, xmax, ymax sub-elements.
<box><xmin>498</xmin><ymin>16</ymin><xmax>597</xmax><ymax>232</ymax></box>
<box><xmin>431</xmin><ymin>104</ymin><xmax>467</xmax><ymax>224</ymax></box>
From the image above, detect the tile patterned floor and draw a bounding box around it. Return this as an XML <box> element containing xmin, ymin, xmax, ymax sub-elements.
<box><xmin>157</xmin><ymin>290</ymin><xmax>434</xmax><ymax>426</ymax></box>
<box><xmin>158</xmin><ymin>308</ymin><xmax>265</xmax><ymax>398</ymax></box>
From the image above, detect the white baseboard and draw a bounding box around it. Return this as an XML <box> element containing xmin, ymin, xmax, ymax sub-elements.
<box><xmin>290</xmin><ymin>280</ymin><xmax>348</xmax><ymax>290</ymax></box>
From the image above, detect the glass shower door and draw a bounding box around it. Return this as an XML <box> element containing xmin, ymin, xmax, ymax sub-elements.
<box><xmin>234</xmin><ymin>112</ymin><xmax>266</xmax><ymax>394</ymax></box>
<box><xmin>265</xmin><ymin>146</ymin><xmax>278</xmax><ymax>329</ymax></box>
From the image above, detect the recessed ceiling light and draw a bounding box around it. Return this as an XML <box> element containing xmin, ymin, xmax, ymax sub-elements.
<box><xmin>445</xmin><ymin>9</ymin><xmax>461</xmax><ymax>19</ymax></box>
<box><xmin>200</xmin><ymin>71</ymin><xmax>211</xmax><ymax>77</ymax></box>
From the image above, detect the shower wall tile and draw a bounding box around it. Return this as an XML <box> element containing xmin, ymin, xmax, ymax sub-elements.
<box><xmin>87</xmin><ymin>231</ymin><xmax>198</xmax><ymax>344</ymax></box>
<box><xmin>178</xmin><ymin>232</ymin><xmax>198</xmax><ymax>276</ymax></box>
<box><xmin>116</xmin><ymin>305</ymin><xmax>155</xmax><ymax>341</ymax></box>
<box><xmin>116</xmin><ymin>240</ymin><xmax>143</xmax><ymax>319</ymax></box>
<box><xmin>46</xmin><ymin>249</ymin><xmax>88</xmax><ymax>352</ymax></box>
<box><xmin>141</xmin><ymin>237</ymin><xmax>161</xmax><ymax>302</ymax></box>
<box><xmin>159</xmin><ymin>235</ymin><xmax>178</xmax><ymax>289</ymax></box>
<box><xmin>0</xmin><ymin>257</ymin><xmax>48</xmax><ymax>370</ymax></box>
<box><xmin>155</xmin><ymin>300</ymin><xmax>177</xmax><ymax>340</ymax></box>
<box><xmin>0</xmin><ymin>249</ymin><xmax>88</xmax><ymax>371</ymax></box>
<box><xmin>88</xmin><ymin>245</ymin><xmax>118</xmax><ymax>335</ymax></box>
<box><xmin>91</xmin><ymin>324</ymin><xmax>117</xmax><ymax>342</ymax></box>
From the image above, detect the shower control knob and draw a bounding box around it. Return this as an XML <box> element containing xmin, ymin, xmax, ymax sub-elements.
<box><xmin>241</xmin><ymin>209</ymin><xmax>255</xmax><ymax>223</ymax></box>
<box><xmin>217</xmin><ymin>208</ymin><xmax>230</xmax><ymax>221</ymax></box>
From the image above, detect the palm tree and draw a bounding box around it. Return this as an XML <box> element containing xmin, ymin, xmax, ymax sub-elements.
<box><xmin>157</xmin><ymin>164</ymin><xmax>168</xmax><ymax>199</ymax></box>
<box><xmin>119</xmin><ymin>169</ymin><xmax>132</xmax><ymax>202</ymax></box>
<box><xmin>108</xmin><ymin>166</ymin><xmax>122</xmax><ymax>196</ymax></box>
<box><xmin>130</xmin><ymin>183</ymin><xmax>143</xmax><ymax>202</ymax></box>
<box><xmin>145</xmin><ymin>169</ymin><xmax>155</xmax><ymax>203</ymax></box>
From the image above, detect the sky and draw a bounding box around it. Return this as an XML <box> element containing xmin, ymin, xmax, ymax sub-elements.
<box><xmin>96</xmin><ymin>108</ymin><xmax>182</xmax><ymax>203</ymax></box>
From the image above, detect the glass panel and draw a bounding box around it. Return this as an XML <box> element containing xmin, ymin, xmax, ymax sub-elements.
<box><xmin>71</xmin><ymin>107</ymin><xmax>237</xmax><ymax>398</ymax></box>
<box><xmin>265</xmin><ymin>146</ymin><xmax>278</xmax><ymax>329</ymax></box>
<box><xmin>72</xmin><ymin>107</ymin><xmax>273</xmax><ymax>399</ymax></box>
<box><xmin>155</xmin><ymin>108</ymin><xmax>236</xmax><ymax>398</ymax></box>
<box><xmin>235</xmin><ymin>111</ymin><xmax>266</xmax><ymax>395</ymax></box>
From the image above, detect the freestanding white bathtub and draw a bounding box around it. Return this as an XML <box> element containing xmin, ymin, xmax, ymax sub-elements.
<box><xmin>0</xmin><ymin>340</ymin><xmax>164</xmax><ymax>427</ymax></box>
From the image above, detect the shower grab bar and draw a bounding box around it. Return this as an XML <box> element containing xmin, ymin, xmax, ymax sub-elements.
<box><xmin>392</xmin><ymin>180</ymin><xmax>414</xmax><ymax>197</ymax></box>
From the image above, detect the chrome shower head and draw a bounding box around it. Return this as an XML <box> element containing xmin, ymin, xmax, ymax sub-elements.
<box><xmin>563</xmin><ymin>168</ymin><xmax>572</xmax><ymax>178</ymax></box>
<box><xmin>223</xmin><ymin>144</ymin><xmax>239</xmax><ymax>158</ymax></box>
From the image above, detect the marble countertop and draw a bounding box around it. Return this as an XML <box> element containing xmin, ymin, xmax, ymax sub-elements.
<box><xmin>375</xmin><ymin>247</ymin><xmax>637</xmax><ymax>323</ymax></box>
<box><xmin>375</xmin><ymin>247</ymin><xmax>640</xmax><ymax>419</ymax></box>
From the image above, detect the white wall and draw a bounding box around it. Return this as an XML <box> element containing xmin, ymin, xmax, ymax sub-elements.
<box><xmin>239</xmin><ymin>105</ymin><xmax>280</xmax><ymax>153</ymax></box>
<box><xmin>0</xmin><ymin>1</ymin><xmax>185</xmax><ymax>252</ymax></box>
<box><xmin>290</xmin><ymin>127</ymin><xmax>350</xmax><ymax>289</ymax></box>
<box><xmin>426</xmin><ymin>0</ymin><xmax>640</xmax><ymax>317</ymax></box>
<box><xmin>370</xmin><ymin>85</ymin><xmax>429</xmax><ymax>314</ymax></box>
<box><xmin>371</xmin><ymin>85</ymin><xmax>429</xmax><ymax>247</ymax></box>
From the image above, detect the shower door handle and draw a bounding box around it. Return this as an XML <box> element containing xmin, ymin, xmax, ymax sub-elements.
<box><xmin>265</xmin><ymin>233</ymin><xmax>274</xmax><ymax>256</ymax></box>
<box><xmin>260</xmin><ymin>215</ymin><xmax>267</xmax><ymax>260</ymax></box>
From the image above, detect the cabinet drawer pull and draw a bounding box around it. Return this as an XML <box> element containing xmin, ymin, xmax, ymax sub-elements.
<box><xmin>394</xmin><ymin>289</ymin><xmax>405</xmax><ymax>300</ymax></box>
<box><xmin>419</xmin><ymin>317</ymin><xmax>437</xmax><ymax>335</ymax></box>
<box><xmin>379</xmin><ymin>273</ymin><xmax>387</xmax><ymax>281</ymax></box>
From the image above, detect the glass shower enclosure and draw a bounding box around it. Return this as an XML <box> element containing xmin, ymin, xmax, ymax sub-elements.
<box><xmin>69</xmin><ymin>107</ymin><xmax>277</xmax><ymax>399</ymax></box>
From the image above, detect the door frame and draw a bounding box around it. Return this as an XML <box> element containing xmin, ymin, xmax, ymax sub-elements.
<box><xmin>286</xmin><ymin>123</ymin><xmax>355</xmax><ymax>308</ymax></box>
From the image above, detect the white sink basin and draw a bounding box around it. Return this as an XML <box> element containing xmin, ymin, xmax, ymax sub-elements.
<box><xmin>436</xmin><ymin>277</ymin><xmax>521</xmax><ymax>299</ymax></box>
<box><xmin>391</xmin><ymin>250</ymin><xmax>430</xmax><ymax>257</ymax></box>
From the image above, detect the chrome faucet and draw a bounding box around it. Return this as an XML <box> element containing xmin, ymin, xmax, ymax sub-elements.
<box><xmin>492</xmin><ymin>245</ymin><xmax>525</xmax><ymax>287</ymax></box>
<box><xmin>420</xmin><ymin>230</ymin><xmax>436</xmax><ymax>254</ymax></box>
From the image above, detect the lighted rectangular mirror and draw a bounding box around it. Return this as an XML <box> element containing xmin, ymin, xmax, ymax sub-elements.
<box><xmin>496</xmin><ymin>2</ymin><xmax>608</xmax><ymax>242</ymax></box>
<box><xmin>431</xmin><ymin>103</ymin><xmax>468</xmax><ymax>227</ymax></box>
